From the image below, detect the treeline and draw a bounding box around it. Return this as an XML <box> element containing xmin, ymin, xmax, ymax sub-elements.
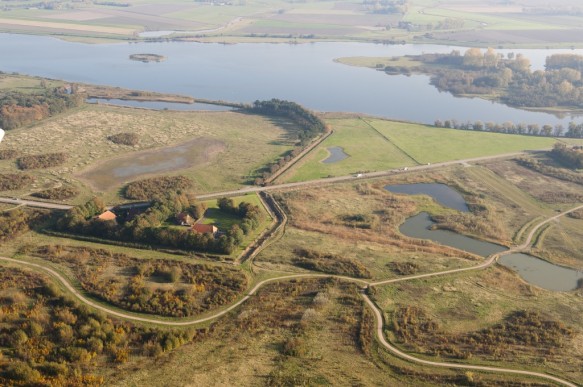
<box><xmin>0</xmin><ymin>267</ymin><xmax>200</xmax><ymax>385</ymax></box>
<box><xmin>0</xmin><ymin>88</ymin><xmax>83</xmax><ymax>130</ymax></box>
<box><xmin>56</xmin><ymin>194</ymin><xmax>261</xmax><ymax>255</ymax></box>
<box><xmin>407</xmin><ymin>49</ymin><xmax>583</xmax><ymax>112</ymax></box>
<box><xmin>247</xmin><ymin>99</ymin><xmax>329</xmax><ymax>184</ymax></box>
<box><xmin>248</xmin><ymin>99</ymin><xmax>327</xmax><ymax>145</ymax></box>
<box><xmin>17</xmin><ymin>152</ymin><xmax>68</xmax><ymax>170</ymax></box>
<box><xmin>434</xmin><ymin>118</ymin><xmax>569</xmax><ymax>137</ymax></box>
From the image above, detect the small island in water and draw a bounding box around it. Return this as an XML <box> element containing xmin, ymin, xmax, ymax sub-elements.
<box><xmin>129</xmin><ymin>53</ymin><xmax>166</xmax><ymax>63</ymax></box>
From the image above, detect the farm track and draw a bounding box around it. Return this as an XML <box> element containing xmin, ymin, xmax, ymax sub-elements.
<box><xmin>1</xmin><ymin>203</ymin><xmax>582</xmax><ymax>386</ymax></box>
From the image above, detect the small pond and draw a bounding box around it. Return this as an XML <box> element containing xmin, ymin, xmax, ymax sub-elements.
<box><xmin>399</xmin><ymin>212</ymin><xmax>506</xmax><ymax>257</ymax></box>
<box><xmin>322</xmin><ymin>146</ymin><xmax>349</xmax><ymax>164</ymax></box>
<box><xmin>385</xmin><ymin>183</ymin><xmax>469</xmax><ymax>212</ymax></box>
<box><xmin>86</xmin><ymin>98</ymin><xmax>234</xmax><ymax>111</ymax></box>
<box><xmin>498</xmin><ymin>253</ymin><xmax>583</xmax><ymax>292</ymax></box>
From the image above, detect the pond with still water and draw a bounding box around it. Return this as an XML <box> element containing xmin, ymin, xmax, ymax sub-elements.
<box><xmin>400</xmin><ymin>212</ymin><xmax>583</xmax><ymax>291</ymax></box>
<box><xmin>322</xmin><ymin>146</ymin><xmax>349</xmax><ymax>164</ymax></box>
<box><xmin>385</xmin><ymin>183</ymin><xmax>469</xmax><ymax>212</ymax></box>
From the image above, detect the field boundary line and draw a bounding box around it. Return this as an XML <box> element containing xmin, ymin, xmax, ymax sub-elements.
<box><xmin>359</xmin><ymin>117</ymin><xmax>421</xmax><ymax>165</ymax></box>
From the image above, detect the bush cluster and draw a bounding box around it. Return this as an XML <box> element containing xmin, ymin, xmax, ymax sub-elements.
<box><xmin>124</xmin><ymin>176</ymin><xmax>193</xmax><ymax>200</ymax></box>
<box><xmin>17</xmin><ymin>152</ymin><xmax>68</xmax><ymax>170</ymax></box>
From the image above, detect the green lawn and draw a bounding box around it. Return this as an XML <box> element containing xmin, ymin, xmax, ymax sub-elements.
<box><xmin>285</xmin><ymin>117</ymin><xmax>567</xmax><ymax>182</ymax></box>
<box><xmin>284</xmin><ymin>118</ymin><xmax>414</xmax><ymax>182</ymax></box>
<box><xmin>369</xmin><ymin>119</ymin><xmax>561</xmax><ymax>164</ymax></box>
<box><xmin>200</xmin><ymin>193</ymin><xmax>274</xmax><ymax>259</ymax></box>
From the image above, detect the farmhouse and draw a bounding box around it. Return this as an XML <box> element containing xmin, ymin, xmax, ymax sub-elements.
<box><xmin>176</xmin><ymin>212</ymin><xmax>195</xmax><ymax>226</ymax></box>
<box><xmin>192</xmin><ymin>224</ymin><xmax>219</xmax><ymax>235</ymax></box>
<box><xmin>94</xmin><ymin>210</ymin><xmax>117</xmax><ymax>221</ymax></box>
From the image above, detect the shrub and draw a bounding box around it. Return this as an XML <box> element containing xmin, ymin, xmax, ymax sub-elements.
<box><xmin>108</xmin><ymin>132</ymin><xmax>139</xmax><ymax>146</ymax></box>
<box><xmin>17</xmin><ymin>152</ymin><xmax>68</xmax><ymax>170</ymax></box>
<box><xmin>31</xmin><ymin>186</ymin><xmax>79</xmax><ymax>200</ymax></box>
<box><xmin>0</xmin><ymin>173</ymin><xmax>34</xmax><ymax>191</ymax></box>
<box><xmin>124</xmin><ymin>176</ymin><xmax>193</xmax><ymax>200</ymax></box>
<box><xmin>0</xmin><ymin>149</ymin><xmax>18</xmax><ymax>160</ymax></box>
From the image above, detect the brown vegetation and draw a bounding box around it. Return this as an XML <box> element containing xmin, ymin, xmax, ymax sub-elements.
<box><xmin>292</xmin><ymin>248</ymin><xmax>371</xmax><ymax>278</ymax></box>
<box><xmin>31</xmin><ymin>186</ymin><xmax>79</xmax><ymax>200</ymax></box>
<box><xmin>567</xmin><ymin>209</ymin><xmax>583</xmax><ymax>219</ymax></box>
<box><xmin>388</xmin><ymin>261</ymin><xmax>419</xmax><ymax>275</ymax></box>
<box><xmin>0</xmin><ymin>149</ymin><xmax>18</xmax><ymax>160</ymax></box>
<box><xmin>124</xmin><ymin>176</ymin><xmax>193</xmax><ymax>200</ymax></box>
<box><xmin>107</xmin><ymin>132</ymin><xmax>139</xmax><ymax>146</ymax></box>
<box><xmin>0</xmin><ymin>266</ymin><xmax>198</xmax><ymax>386</ymax></box>
<box><xmin>17</xmin><ymin>152</ymin><xmax>68</xmax><ymax>170</ymax></box>
<box><xmin>0</xmin><ymin>209</ymin><xmax>42</xmax><ymax>242</ymax></box>
<box><xmin>390</xmin><ymin>306</ymin><xmax>574</xmax><ymax>362</ymax></box>
<box><xmin>28</xmin><ymin>245</ymin><xmax>247</xmax><ymax>317</ymax></box>
<box><xmin>517</xmin><ymin>157</ymin><xmax>583</xmax><ymax>186</ymax></box>
<box><xmin>0</xmin><ymin>173</ymin><xmax>34</xmax><ymax>191</ymax></box>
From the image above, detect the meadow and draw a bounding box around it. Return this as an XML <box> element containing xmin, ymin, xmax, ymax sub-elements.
<box><xmin>284</xmin><ymin>116</ymin><xmax>567</xmax><ymax>182</ymax></box>
<box><xmin>0</xmin><ymin>104</ymin><xmax>300</xmax><ymax>203</ymax></box>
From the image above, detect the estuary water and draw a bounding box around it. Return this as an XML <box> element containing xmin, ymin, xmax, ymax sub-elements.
<box><xmin>1</xmin><ymin>33</ymin><xmax>583</xmax><ymax>125</ymax></box>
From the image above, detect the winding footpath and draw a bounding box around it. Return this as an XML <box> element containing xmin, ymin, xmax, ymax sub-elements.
<box><xmin>0</xmin><ymin>196</ymin><xmax>581</xmax><ymax>385</ymax></box>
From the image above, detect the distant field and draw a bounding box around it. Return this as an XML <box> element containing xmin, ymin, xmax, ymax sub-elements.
<box><xmin>284</xmin><ymin>116</ymin><xmax>565</xmax><ymax>182</ymax></box>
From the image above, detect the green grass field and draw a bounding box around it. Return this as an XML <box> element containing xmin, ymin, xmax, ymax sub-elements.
<box><xmin>284</xmin><ymin>118</ymin><xmax>414</xmax><ymax>182</ymax></box>
<box><xmin>284</xmin><ymin>117</ymin><xmax>566</xmax><ymax>183</ymax></box>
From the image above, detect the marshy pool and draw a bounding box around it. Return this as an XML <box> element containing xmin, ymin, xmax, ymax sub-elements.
<box><xmin>385</xmin><ymin>183</ymin><xmax>469</xmax><ymax>212</ymax></box>
<box><xmin>78</xmin><ymin>137</ymin><xmax>225</xmax><ymax>191</ymax></box>
<box><xmin>322</xmin><ymin>146</ymin><xmax>349</xmax><ymax>164</ymax></box>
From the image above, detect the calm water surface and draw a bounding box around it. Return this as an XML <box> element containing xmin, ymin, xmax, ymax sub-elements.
<box><xmin>322</xmin><ymin>146</ymin><xmax>349</xmax><ymax>164</ymax></box>
<box><xmin>2</xmin><ymin>33</ymin><xmax>583</xmax><ymax>125</ymax></box>
<box><xmin>86</xmin><ymin>98</ymin><xmax>234</xmax><ymax>111</ymax></box>
<box><xmin>385</xmin><ymin>183</ymin><xmax>469</xmax><ymax>212</ymax></box>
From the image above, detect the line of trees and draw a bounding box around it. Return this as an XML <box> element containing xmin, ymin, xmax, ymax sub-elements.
<box><xmin>247</xmin><ymin>99</ymin><xmax>330</xmax><ymax>184</ymax></box>
<box><xmin>433</xmin><ymin>119</ymin><xmax>573</xmax><ymax>137</ymax></box>
<box><xmin>0</xmin><ymin>87</ymin><xmax>83</xmax><ymax>130</ymax></box>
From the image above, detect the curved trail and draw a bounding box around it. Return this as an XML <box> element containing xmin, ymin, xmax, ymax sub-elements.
<box><xmin>361</xmin><ymin>294</ymin><xmax>578</xmax><ymax>387</ymax></box>
<box><xmin>1</xmin><ymin>205</ymin><xmax>581</xmax><ymax>385</ymax></box>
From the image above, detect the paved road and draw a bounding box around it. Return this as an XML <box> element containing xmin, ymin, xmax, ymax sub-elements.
<box><xmin>0</xmin><ymin>150</ymin><xmax>530</xmax><ymax>209</ymax></box>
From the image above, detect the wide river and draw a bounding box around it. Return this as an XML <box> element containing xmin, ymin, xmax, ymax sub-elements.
<box><xmin>2</xmin><ymin>33</ymin><xmax>583</xmax><ymax>125</ymax></box>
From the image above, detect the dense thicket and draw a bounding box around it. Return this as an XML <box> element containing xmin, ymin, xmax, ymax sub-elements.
<box><xmin>550</xmin><ymin>143</ymin><xmax>583</xmax><ymax>169</ymax></box>
<box><xmin>0</xmin><ymin>88</ymin><xmax>83</xmax><ymax>130</ymax></box>
<box><xmin>108</xmin><ymin>132</ymin><xmax>140</xmax><ymax>146</ymax></box>
<box><xmin>17</xmin><ymin>152</ymin><xmax>68</xmax><ymax>170</ymax></box>
<box><xmin>0</xmin><ymin>173</ymin><xmax>34</xmax><ymax>191</ymax></box>
<box><xmin>0</xmin><ymin>267</ymin><xmax>198</xmax><ymax>385</ymax></box>
<box><xmin>124</xmin><ymin>176</ymin><xmax>193</xmax><ymax>200</ymax></box>
<box><xmin>517</xmin><ymin>157</ymin><xmax>583</xmax><ymax>185</ymax></box>
<box><xmin>56</xmin><ymin>193</ymin><xmax>262</xmax><ymax>255</ymax></box>
<box><xmin>31</xmin><ymin>186</ymin><xmax>79</xmax><ymax>200</ymax></box>
<box><xmin>292</xmin><ymin>248</ymin><xmax>371</xmax><ymax>278</ymax></box>
<box><xmin>0</xmin><ymin>209</ymin><xmax>41</xmax><ymax>242</ymax></box>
